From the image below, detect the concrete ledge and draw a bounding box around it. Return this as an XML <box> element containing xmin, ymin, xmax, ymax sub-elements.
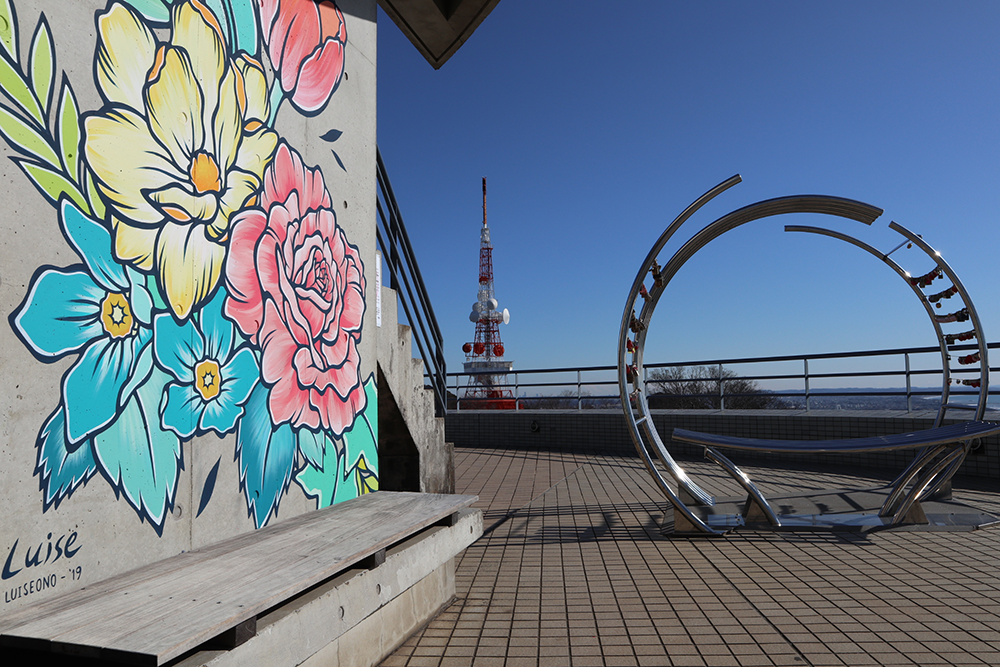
<box><xmin>174</xmin><ymin>507</ymin><xmax>482</xmax><ymax>667</ymax></box>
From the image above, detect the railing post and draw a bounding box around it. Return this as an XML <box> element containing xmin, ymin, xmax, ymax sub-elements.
<box><xmin>577</xmin><ymin>370</ymin><xmax>582</xmax><ymax>410</ymax></box>
<box><xmin>514</xmin><ymin>372</ymin><xmax>520</xmax><ymax>410</ymax></box>
<box><xmin>804</xmin><ymin>358</ymin><xmax>810</xmax><ymax>412</ymax></box>
<box><xmin>905</xmin><ymin>352</ymin><xmax>912</xmax><ymax>413</ymax></box>
<box><xmin>718</xmin><ymin>363</ymin><xmax>725</xmax><ymax>411</ymax></box>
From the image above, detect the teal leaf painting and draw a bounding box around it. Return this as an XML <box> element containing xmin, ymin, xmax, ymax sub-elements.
<box><xmin>120</xmin><ymin>0</ymin><xmax>170</xmax><ymax>24</ymax></box>
<box><xmin>294</xmin><ymin>431</ymin><xmax>342</xmax><ymax>509</ymax></box>
<box><xmin>92</xmin><ymin>367</ymin><xmax>182</xmax><ymax>529</ymax></box>
<box><xmin>203</xmin><ymin>0</ymin><xmax>258</xmax><ymax>55</ymax></box>
<box><xmin>238</xmin><ymin>383</ymin><xmax>296</xmax><ymax>527</ymax></box>
<box><xmin>295</xmin><ymin>374</ymin><xmax>377</xmax><ymax>507</ymax></box>
<box><xmin>35</xmin><ymin>404</ymin><xmax>98</xmax><ymax>510</ymax></box>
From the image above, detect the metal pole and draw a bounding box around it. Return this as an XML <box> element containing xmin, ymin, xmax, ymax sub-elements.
<box><xmin>804</xmin><ymin>358</ymin><xmax>810</xmax><ymax>412</ymax></box>
<box><xmin>718</xmin><ymin>363</ymin><xmax>725</xmax><ymax>410</ymax></box>
<box><xmin>515</xmin><ymin>372</ymin><xmax>519</xmax><ymax>411</ymax></box>
<box><xmin>577</xmin><ymin>370</ymin><xmax>582</xmax><ymax>410</ymax></box>
<box><xmin>905</xmin><ymin>353</ymin><xmax>912</xmax><ymax>413</ymax></box>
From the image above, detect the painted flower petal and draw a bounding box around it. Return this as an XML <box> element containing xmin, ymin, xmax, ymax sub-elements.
<box><xmin>235</xmin><ymin>54</ymin><xmax>270</xmax><ymax>127</ymax></box>
<box><xmin>291</xmin><ymin>37</ymin><xmax>344</xmax><ymax>113</ymax></box>
<box><xmin>14</xmin><ymin>269</ymin><xmax>105</xmax><ymax>359</ymax></box>
<box><xmin>63</xmin><ymin>335</ymin><xmax>145</xmax><ymax>444</ymax></box>
<box><xmin>59</xmin><ymin>200</ymin><xmax>128</xmax><ymax>292</ymax></box>
<box><xmin>112</xmin><ymin>217</ymin><xmax>158</xmax><ymax>271</ymax></box>
<box><xmin>161</xmin><ymin>380</ymin><xmax>203</xmax><ymax>439</ymax></box>
<box><xmin>145</xmin><ymin>46</ymin><xmax>205</xmax><ymax>169</ymax></box>
<box><xmin>224</xmin><ymin>208</ymin><xmax>268</xmax><ymax>342</ymax></box>
<box><xmin>217</xmin><ymin>167</ymin><xmax>259</xmax><ymax>229</ymax></box>
<box><xmin>153</xmin><ymin>312</ymin><xmax>203</xmax><ymax>383</ymax></box>
<box><xmin>270</xmin><ymin>0</ymin><xmax>321</xmax><ymax>91</ymax></box>
<box><xmin>148</xmin><ymin>183</ymin><xmax>219</xmax><ymax>224</ymax></box>
<box><xmin>200</xmin><ymin>347</ymin><xmax>258</xmax><ymax>434</ymax></box>
<box><xmin>126</xmin><ymin>267</ymin><xmax>154</xmax><ymax>324</ymax></box>
<box><xmin>213</xmin><ymin>65</ymin><xmax>242</xmax><ymax>172</ymax></box>
<box><xmin>155</xmin><ymin>219</ymin><xmax>226</xmax><ymax>320</ymax></box>
<box><xmin>200</xmin><ymin>289</ymin><xmax>233</xmax><ymax>363</ymax></box>
<box><xmin>171</xmin><ymin>0</ymin><xmax>227</xmax><ymax>124</ymax></box>
<box><xmin>234</xmin><ymin>126</ymin><xmax>277</xmax><ymax>180</ymax></box>
<box><xmin>313</xmin><ymin>374</ymin><xmax>366</xmax><ymax>437</ymax></box>
<box><xmin>95</xmin><ymin>3</ymin><xmax>158</xmax><ymax>111</ymax></box>
<box><xmin>221</xmin><ymin>346</ymin><xmax>260</xmax><ymax>402</ymax></box>
<box><xmin>85</xmin><ymin>107</ymin><xmax>183</xmax><ymax>226</ymax></box>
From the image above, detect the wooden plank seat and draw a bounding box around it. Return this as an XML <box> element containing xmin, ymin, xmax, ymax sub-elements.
<box><xmin>0</xmin><ymin>491</ymin><xmax>478</xmax><ymax>666</ymax></box>
<box><xmin>671</xmin><ymin>420</ymin><xmax>1000</xmax><ymax>454</ymax></box>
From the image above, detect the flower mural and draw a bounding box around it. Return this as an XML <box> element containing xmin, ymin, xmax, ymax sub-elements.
<box><xmin>226</xmin><ymin>141</ymin><xmax>367</xmax><ymax>435</ymax></box>
<box><xmin>84</xmin><ymin>0</ymin><xmax>278</xmax><ymax>321</ymax></box>
<box><xmin>1</xmin><ymin>0</ymin><xmax>376</xmax><ymax>532</ymax></box>
<box><xmin>259</xmin><ymin>0</ymin><xmax>348</xmax><ymax>115</ymax></box>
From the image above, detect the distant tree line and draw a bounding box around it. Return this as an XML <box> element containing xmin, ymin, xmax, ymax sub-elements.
<box><xmin>646</xmin><ymin>366</ymin><xmax>789</xmax><ymax>409</ymax></box>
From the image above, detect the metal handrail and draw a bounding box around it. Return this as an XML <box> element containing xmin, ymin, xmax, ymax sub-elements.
<box><xmin>376</xmin><ymin>148</ymin><xmax>447</xmax><ymax>416</ymax></box>
<box><xmin>441</xmin><ymin>342</ymin><xmax>1000</xmax><ymax>411</ymax></box>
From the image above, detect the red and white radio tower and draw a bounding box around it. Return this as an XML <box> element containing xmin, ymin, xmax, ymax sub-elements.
<box><xmin>461</xmin><ymin>177</ymin><xmax>514</xmax><ymax>409</ymax></box>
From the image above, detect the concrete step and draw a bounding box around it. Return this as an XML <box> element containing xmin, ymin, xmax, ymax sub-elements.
<box><xmin>376</xmin><ymin>275</ymin><xmax>452</xmax><ymax>494</ymax></box>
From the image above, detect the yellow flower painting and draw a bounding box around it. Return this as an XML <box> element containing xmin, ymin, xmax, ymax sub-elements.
<box><xmin>84</xmin><ymin>0</ymin><xmax>277</xmax><ymax>320</ymax></box>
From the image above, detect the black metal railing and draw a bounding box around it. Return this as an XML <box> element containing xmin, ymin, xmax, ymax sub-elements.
<box><xmin>442</xmin><ymin>342</ymin><xmax>1000</xmax><ymax>412</ymax></box>
<box><xmin>375</xmin><ymin>148</ymin><xmax>447</xmax><ymax>416</ymax></box>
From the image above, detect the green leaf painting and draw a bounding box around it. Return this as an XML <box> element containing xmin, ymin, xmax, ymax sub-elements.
<box><xmin>0</xmin><ymin>0</ymin><xmax>18</xmax><ymax>62</ymax></box>
<box><xmin>56</xmin><ymin>78</ymin><xmax>80</xmax><ymax>178</ymax></box>
<box><xmin>27</xmin><ymin>15</ymin><xmax>52</xmax><ymax>113</ymax></box>
<box><xmin>14</xmin><ymin>157</ymin><xmax>87</xmax><ymax>210</ymax></box>
<box><xmin>0</xmin><ymin>102</ymin><xmax>58</xmax><ymax>165</ymax></box>
<box><xmin>0</xmin><ymin>48</ymin><xmax>43</xmax><ymax>124</ymax></box>
<box><xmin>296</xmin><ymin>375</ymin><xmax>379</xmax><ymax>508</ymax></box>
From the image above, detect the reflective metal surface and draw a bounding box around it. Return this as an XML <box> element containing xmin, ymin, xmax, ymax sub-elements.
<box><xmin>618</xmin><ymin>177</ymin><xmax>995</xmax><ymax>535</ymax></box>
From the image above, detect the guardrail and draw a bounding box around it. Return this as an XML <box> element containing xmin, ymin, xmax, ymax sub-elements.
<box><xmin>376</xmin><ymin>148</ymin><xmax>447</xmax><ymax>417</ymax></box>
<box><xmin>443</xmin><ymin>342</ymin><xmax>1000</xmax><ymax>412</ymax></box>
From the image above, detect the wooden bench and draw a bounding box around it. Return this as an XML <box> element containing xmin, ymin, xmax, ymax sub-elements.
<box><xmin>0</xmin><ymin>491</ymin><xmax>478</xmax><ymax>666</ymax></box>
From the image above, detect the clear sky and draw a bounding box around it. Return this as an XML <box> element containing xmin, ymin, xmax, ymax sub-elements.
<box><xmin>375</xmin><ymin>1</ymin><xmax>1000</xmax><ymax>382</ymax></box>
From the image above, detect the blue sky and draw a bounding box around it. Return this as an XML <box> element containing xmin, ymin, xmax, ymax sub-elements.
<box><xmin>375</xmin><ymin>1</ymin><xmax>1000</xmax><ymax>380</ymax></box>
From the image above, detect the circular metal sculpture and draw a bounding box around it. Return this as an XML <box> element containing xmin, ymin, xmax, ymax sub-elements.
<box><xmin>617</xmin><ymin>175</ymin><xmax>994</xmax><ymax>535</ymax></box>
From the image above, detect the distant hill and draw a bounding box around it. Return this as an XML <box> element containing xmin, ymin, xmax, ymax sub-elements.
<box><xmin>778</xmin><ymin>387</ymin><xmax>995</xmax><ymax>411</ymax></box>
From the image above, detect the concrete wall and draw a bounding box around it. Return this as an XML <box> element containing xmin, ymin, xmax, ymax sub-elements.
<box><xmin>447</xmin><ymin>410</ymin><xmax>1000</xmax><ymax>480</ymax></box>
<box><xmin>1</xmin><ymin>0</ymin><xmax>381</xmax><ymax>613</ymax></box>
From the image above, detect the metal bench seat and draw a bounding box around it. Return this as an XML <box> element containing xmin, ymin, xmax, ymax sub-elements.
<box><xmin>671</xmin><ymin>421</ymin><xmax>1000</xmax><ymax>454</ymax></box>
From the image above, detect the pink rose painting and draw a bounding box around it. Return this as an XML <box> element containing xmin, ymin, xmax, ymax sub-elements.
<box><xmin>260</xmin><ymin>0</ymin><xmax>348</xmax><ymax>115</ymax></box>
<box><xmin>226</xmin><ymin>141</ymin><xmax>366</xmax><ymax>435</ymax></box>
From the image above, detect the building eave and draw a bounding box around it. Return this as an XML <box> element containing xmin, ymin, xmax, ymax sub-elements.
<box><xmin>379</xmin><ymin>0</ymin><xmax>502</xmax><ymax>69</ymax></box>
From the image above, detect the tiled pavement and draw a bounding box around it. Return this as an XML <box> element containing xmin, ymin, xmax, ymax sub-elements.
<box><xmin>380</xmin><ymin>446</ymin><xmax>1000</xmax><ymax>667</ymax></box>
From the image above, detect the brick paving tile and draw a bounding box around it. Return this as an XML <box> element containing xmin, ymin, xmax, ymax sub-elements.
<box><xmin>378</xmin><ymin>446</ymin><xmax>1000</xmax><ymax>667</ymax></box>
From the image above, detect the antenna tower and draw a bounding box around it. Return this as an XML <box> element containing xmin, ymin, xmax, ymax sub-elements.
<box><xmin>461</xmin><ymin>177</ymin><xmax>514</xmax><ymax>409</ymax></box>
